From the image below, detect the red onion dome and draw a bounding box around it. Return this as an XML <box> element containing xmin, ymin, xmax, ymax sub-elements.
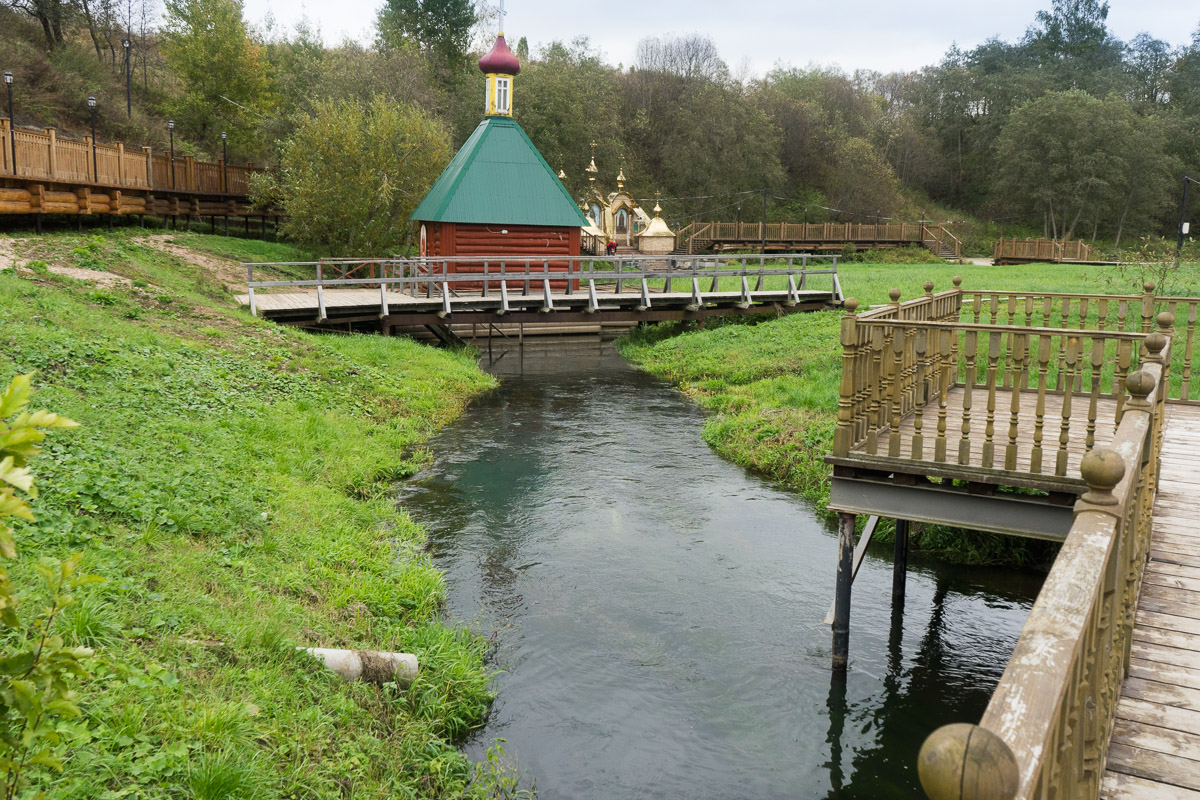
<box><xmin>479</xmin><ymin>35</ymin><xmax>520</xmax><ymax>75</ymax></box>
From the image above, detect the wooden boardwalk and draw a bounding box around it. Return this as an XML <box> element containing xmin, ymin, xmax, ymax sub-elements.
<box><xmin>1103</xmin><ymin>403</ymin><xmax>1200</xmax><ymax>799</ymax></box>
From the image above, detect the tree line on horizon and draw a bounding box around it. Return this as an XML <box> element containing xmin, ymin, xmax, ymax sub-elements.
<box><xmin>2</xmin><ymin>0</ymin><xmax>1198</xmax><ymax>254</ymax></box>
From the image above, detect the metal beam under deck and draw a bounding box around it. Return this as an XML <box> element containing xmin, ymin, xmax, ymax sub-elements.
<box><xmin>828</xmin><ymin>473</ymin><xmax>1076</xmax><ymax>541</ymax></box>
<box><xmin>283</xmin><ymin>300</ymin><xmax>833</xmax><ymax>331</ymax></box>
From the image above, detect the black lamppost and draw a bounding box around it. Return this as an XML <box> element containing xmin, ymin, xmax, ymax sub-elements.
<box><xmin>220</xmin><ymin>130</ymin><xmax>227</xmax><ymax>192</ymax></box>
<box><xmin>123</xmin><ymin>39</ymin><xmax>131</xmax><ymax>119</ymax></box>
<box><xmin>4</xmin><ymin>71</ymin><xmax>14</xmax><ymax>176</ymax></box>
<box><xmin>87</xmin><ymin>95</ymin><xmax>97</xmax><ymax>182</ymax></box>
<box><xmin>167</xmin><ymin>119</ymin><xmax>175</xmax><ymax>189</ymax></box>
<box><xmin>1179</xmin><ymin>176</ymin><xmax>1195</xmax><ymax>263</ymax></box>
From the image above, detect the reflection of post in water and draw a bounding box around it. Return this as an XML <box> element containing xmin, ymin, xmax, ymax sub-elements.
<box><xmin>824</xmin><ymin>668</ymin><xmax>848</xmax><ymax>798</ymax></box>
<box><xmin>918</xmin><ymin>577</ymin><xmax>950</xmax><ymax>673</ymax></box>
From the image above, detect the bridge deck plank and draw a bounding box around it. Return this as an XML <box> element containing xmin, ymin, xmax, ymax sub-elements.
<box><xmin>1105</xmin><ymin>403</ymin><xmax>1200</xmax><ymax>798</ymax></box>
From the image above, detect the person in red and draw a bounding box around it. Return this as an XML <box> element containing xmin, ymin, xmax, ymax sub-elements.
<box><xmin>606</xmin><ymin>240</ymin><xmax>617</xmax><ymax>256</ymax></box>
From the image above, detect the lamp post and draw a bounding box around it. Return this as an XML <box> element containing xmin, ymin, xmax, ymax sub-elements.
<box><xmin>1179</xmin><ymin>176</ymin><xmax>1194</xmax><ymax>264</ymax></box>
<box><xmin>123</xmin><ymin>38</ymin><xmax>131</xmax><ymax>119</ymax></box>
<box><xmin>87</xmin><ymin>95</ymin><xmax>97</xmax><ymax>182</ymax></box>
<box><xmin>220</xmin><ymin>131</ymin><xmax>227</xmax><ymax>192</ymax></box>
<box><xmin>167</xmin><ymin>119</ymin><xmax>175</xmax><ymax>189</ymax></box>
<box><xmin>4</xmin><ymin>71</ymin><xmax>14</xmax><ymax>176</ymax></box>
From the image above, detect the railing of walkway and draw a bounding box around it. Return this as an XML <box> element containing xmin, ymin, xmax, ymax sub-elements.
<box><xmin>0</xmin><ymin>118</ymin><xmax>258</xmax><ymax>194</ymax></box>
<box><xmin>917</xmin><ymin>320</ymin><xmax>1172</xmax><ymax>800</ymax></box>
<box><xmin>243</xmin><ymin>253</ymin><xmax>844</xmax><ymax>316</ymax></box>
<box><xmin>993</xmin><ymin>237</ymin><xmax>1095</xmax><ymax>263</ymax></box>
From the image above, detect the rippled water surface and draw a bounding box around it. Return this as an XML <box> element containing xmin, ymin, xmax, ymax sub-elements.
<box><xmin>400</xmin><ymin>340</ymin><xmax>1044</xmax><ymax>799</ymax></box>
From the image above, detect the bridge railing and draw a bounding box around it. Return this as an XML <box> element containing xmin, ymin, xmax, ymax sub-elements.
<box><xmin>673</xmin><ymin>221</ymin><xmax>932</xmax><ymax>252</ymax></box>
<box><xmin>831</xmin><ymin>281</ymin><xmax>1171</xmax><ymax>480</ymax></box>
<box><xmin>993</xmin><ymin>237</ymin><xmax>1095</xmax><ymax>263</ymax></box>
<box><xmin>0</xmin><ymin>118</ymin><xmax>258</xmax><ymax>195</ymax></box>
<box><xmin>961</xmin><ymin>286</ymin><xmax>1200</xmax><ymax>402</ymax></box>
<box><xmin>242</xmin><ymin>253</ymin><xmax>843</xmax><ymax>316</ymax></box>
<box><xmin>917</xmin><ymin>322</ymin><xmax>1172</xmax><ymax>800</ymax></box>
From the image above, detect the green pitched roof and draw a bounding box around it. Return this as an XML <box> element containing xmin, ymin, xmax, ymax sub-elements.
<box><xmin>412</xmin><ymin>117</ymin><xmax>588</xmax><ymax>227</ymax></box>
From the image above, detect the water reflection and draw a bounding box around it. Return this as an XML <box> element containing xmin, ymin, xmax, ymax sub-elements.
<box><xmin>401</xmin><ymin>340</ymin><xmax>1044</xmax><ymax>799</ymax></box>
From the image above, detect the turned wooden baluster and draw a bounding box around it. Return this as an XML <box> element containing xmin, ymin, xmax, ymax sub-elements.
<box><xmin>1116</xmin><ymin>299</ymin><xmax>1128</xmax><ymax>332</ymax></box>
<box><xmin>1113</xmin><ymin>338</ymin><xmax>1132</xmax><ymax>426</ymax></box>
<box><xmin>1140</xmin><ymin>281</ymin><xmax>1156</xmax><ymax>333</ymax></box>
<box><xmin>912</xmin><ymin>330</ymin><xmax>928</xmax><ymax>460</ymax></box>
<box><xmin>935</xmin><ymin>329</ymin><xmax>952</xmax><ymax>463</ymax></box>
<box><xmin>982</xmin><ymin>331</ymin><xmax>1001</xmax><ymax>468</ymax></box>
<box><xmin>1078</xmin><ymin>296</ymin><xmax>1090</xmax><ymax>330</ymax></box>
<box><xmin>1042</xmin><ymin>295</ymin><xmax>1053</xmax><ymax>328</ymax></box>
<box><xmin>832</xmin><ymin>299</ymin><xmax>860</xmax><ymax>457</ymax></box>
<box><xmin>988</xmin><ymin>293</ymin><xmax>1000</xmax><ymax>325</ymax></box>
<box><xmin>1085</xmin><ymin>336</ymin><xmax>1105</xmax><ymax>451</ymax></box>
<box><xmin>866</xmin><ymin>326</ymin><xmax>886</xmax><ymax>455</ymax></box>
<box><xmin>1055</xmin><ymin>297</ymin><xmax>1071</xmax><ymax>389</ymax></box>
<box><xmin>1055</xmin><ymin>336</ymin><xmax>1081</xmax><ymax>477</ymax></box>
<box><xmin>1031</xmin><ymin>334</ymin><xmax>1053</xmax><ymax>473</ymax></box>
<box><xmin>1097</xmin><ymin>298</ymin><xmax>1109</xmax><ymax>332</ymax></box>
<box><xmin>889</xmin><ymin>326</ymin><xmax>906</xmax><ymax>457</ymax></box>
<box><xmin>1183</xmin><ymin>302</ymin><xmax>1197</xmax><ymax>401</ymax></box>
<box><xmin>958</xmin><ymin>330</ymin><xmax>979</xmax><ymax>465</ymax></box>
<box><xmin>1006</xmin><ymin>333</ymin><xmax>1028</xmax><ymax>470</ymax></box>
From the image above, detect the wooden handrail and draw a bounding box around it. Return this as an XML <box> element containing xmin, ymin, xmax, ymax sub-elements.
<box><xmin>994</xmin><ymin>237</ymin><xmax>1094</xmax><ymax>263</ymax></box>
<box><xmin>0</xmin><ymin>121</ymin><xmax>259</xmax><ymax>195</ymax></box>
<box><xmin>917</xmin><ymin>319</ymin><xmax>1173</xmax><ymax>800</ymax></box>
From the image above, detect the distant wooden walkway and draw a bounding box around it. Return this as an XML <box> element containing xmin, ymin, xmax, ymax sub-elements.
<box><xmin>1103</xmin><ymin>405</ymin><xmax>1200</xmax><ymax>799</ymax></box>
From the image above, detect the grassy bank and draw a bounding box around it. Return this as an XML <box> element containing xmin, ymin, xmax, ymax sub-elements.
<box><xmin>0</xmin><ymin>229</ymin><xmax>508</xmax><ymax>797</ymax></box>
<box><xmin>618</xmin><ymin>259</ymin><xmax>1200</xmax><ymax>566</ymax></box>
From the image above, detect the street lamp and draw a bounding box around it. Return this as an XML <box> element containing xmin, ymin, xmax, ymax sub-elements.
<box><xmin>87</xmin><ymin>95</ymin><xmax>97</xmax><ymax>182</ymax></box>
<box><xmin>1178</xmin><ymin>176</ymin><xmax>1195</xmax><ymax>263</ymax></box>
<box><xmin>123</xmin><ymin>39</ymin><xmax>131</xmax><ymax>119</ymax></box>
<box><xmin>220</xmin><ymin>131</ymin><xmax>227</xmax><ymax>192</ymax></box>
<box><xmin>167</xmin><ymin>119</ymin><xmax>175</xmax><ymax>189</ymax></box>
<box><xmin>3</xmin><ymin>71</ymin><xmax>14</xmax><ymax>177</ymax></box>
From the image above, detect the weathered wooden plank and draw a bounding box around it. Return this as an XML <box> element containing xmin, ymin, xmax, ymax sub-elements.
<box><xmin>1111</xmin><ymin>717</ymin><xmax>1200</xmax><ymax>762</ymax></box>
<box><xmin>1130</xmin><ymin>659</ymin><xmax>1200</xmax><ymax>693</ymax></box>
<box><xmin>1140</xmin><ymin>596</ymin><xmax>1200</xmax><ymax>623</ymax></box>
<box><xmin>1132</xmin><ymin>640</ymin><xmax>1200</xmax><ymax>671</ymax></box>
<box><xmin>1118</xmin><ymin>696</ymin><xmax>1200</xmax><ymax>736</ymax></box>
<box><xmin>1101</xmin><ymin>770</ymin><xmax>1200</xmax><ymax>800</ymax></box>
<box><xmin>1133</xmin><ymin>625</ymin><xmax>1200</xmax><ymax>653</ymax></box>
<box><xmin>1121</xmin><ymin>676</ymin><xmax>1200</xmax><ymax>713</ymax></box>
<box><xmin>1138</xmin><ymin>610</ymin><xmax>1200</xmax><ymax>637</ymax></box>
<box><xmin>1108</xmin><ymin>742</ymin><xmax>1200</xmax><ymax>791</ymax></box>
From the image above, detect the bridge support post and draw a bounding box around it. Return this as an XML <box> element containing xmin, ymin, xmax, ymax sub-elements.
<box><xmin>833</xmin><ymin>511</ymin><xmax>855</xmax><ymax>670</ymax></box>
<box><xmin>893</xmin><ymin>518</ymin><xmax>908</xmax><ymax>604</ymax></box>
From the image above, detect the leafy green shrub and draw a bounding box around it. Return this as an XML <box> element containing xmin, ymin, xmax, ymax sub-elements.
<box><xmin>0</xmin><ymin>374</ymin><xmax>99</xmax><ymax>797</ymax></box>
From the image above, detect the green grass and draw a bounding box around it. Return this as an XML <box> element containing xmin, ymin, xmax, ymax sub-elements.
<box><xmin>619</xmin><ymin>259</ymin><xmax>1200</xmax><ymax>566</ymax></box>
<box><xmin>0</xmin><ymin>229</ymin><xmax>515</xmax><ymax>797</ymax></box>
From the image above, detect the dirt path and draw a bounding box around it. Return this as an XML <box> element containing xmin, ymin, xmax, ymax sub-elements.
<box><xmin>0</xmin><ymin>237</ymin><xmax>18</xmax><ymax>271</ymax></box>
<box><xmin>133</xmin><ymin>235</ymin><xmax>249</xmax><ymax>292</ymax></box>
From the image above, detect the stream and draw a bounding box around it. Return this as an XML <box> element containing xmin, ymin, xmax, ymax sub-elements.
<box><xmin>399</xmin><ymin>339</ymin><xmax>1043</xmax><ymax>799</ymax></box>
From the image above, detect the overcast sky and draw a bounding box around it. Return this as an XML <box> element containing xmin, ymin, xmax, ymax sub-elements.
<box><xmin>242</xmin><ymin>1</ymin><xmax>1199</xmax><ymax>75</ymax></box>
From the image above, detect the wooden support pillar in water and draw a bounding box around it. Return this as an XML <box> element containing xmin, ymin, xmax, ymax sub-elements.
<box><xmin>832</xmin><ymin>511</ymin><xmax>855</xmax><ymax>670</ymax></box>
<box><xmin>893</xmin><ymin>518</ymin><xmax>908</xmax><ymax>604</ymax></box>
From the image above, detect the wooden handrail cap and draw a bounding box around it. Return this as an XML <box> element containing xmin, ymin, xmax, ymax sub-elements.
<box><xmin>1157</xmin><ymin>311</ymin><xmax>1175</xmax><ymax>330</ymax></box>
<box><xmin>924</xmin><ymin>281</ymin><xmax>935</xmax><ymax>294</ymax></box>
<box><xmin>1080</xmin><ymin>447</ymin><xmax>1125</xmax><ymax>503</ymax></box>
<box><xmin>918</xmin><ymin>723</ymin><xmax>1018</xmax><ymax>800</ymax></box>
<box><xmin>952</xmin><ymin>275</ymin><xmax>962</xmax><ymax>287</ymax></box>
<box><xmin>889</xmin><ymin>288</ymin><xmax>902</xmax><ymax>302</ymax></box>
<box><xmin>843</xmin><ymin>298</ymin><xmax>859</xmax><ymax>313</ymax></box>
<box><xmin>1143</xmin><ymin>333</ymin><xmax>1167</xmax><ymax>360</ymax></box>
<box><xmin>1125</xmin><ymin>369</ymin><xmax>1156</xmax><ymax>399</ymax></box>
<box><xmin>1144</xmin><ymin>281</ymin><xmax>1156</xmax><ymax>293</ymax></box>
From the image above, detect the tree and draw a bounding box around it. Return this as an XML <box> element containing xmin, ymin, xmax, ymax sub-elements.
<box><xmin>3</xmin><ymin>0</ymin><xmax>74</xmax><ymax>49</ymax></box>
<box><xmin>376</xmin><ymin>0</ymin><xmax>475</xmax><ymax>65</ymax></box>
<box><xmin>1124</xmin><ymin>33</ymin><xmax>1172</xmax><ymax>110</ymax></box>
<box><xmin>258</xmin><ymin>96</ymin><xmax>451</xmax><ymax>255</ymax></box>
<box><xmin>161</xmin><ymin>0</ymin><xmax>275</xmax><ymax>154</ymax></box>
<box><xmin>992</xmin><ymin>90</ymin><xmax>1170</xmax><ymax>240</ymax></box>
<box><xmin>634</xmin><ymin>33</ymin><xmax>727</xmax><ymax>82</ymax></box>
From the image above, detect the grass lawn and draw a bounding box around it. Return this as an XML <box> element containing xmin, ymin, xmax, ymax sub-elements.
<box><xmin>0</xmin><ymin>229</ymin><xmax>515</xmax><ymax>798</ymax></box>
<box><xmin>618</xmin><ymin>257</ymin><xmax>1200</xmax><ymax>565</ymax></box>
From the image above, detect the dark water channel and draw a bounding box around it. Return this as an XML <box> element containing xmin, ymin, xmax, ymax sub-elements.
<box><xmin>400</xmin><ymin>340</ymin><xmax>1044</xmax><ymax>799</ymax></box>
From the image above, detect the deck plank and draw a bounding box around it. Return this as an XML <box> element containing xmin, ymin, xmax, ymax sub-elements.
<box><xmin>1108</xmin><ymin>405</ymin><xmax>1200</xmax><ymax>792</ymax></box>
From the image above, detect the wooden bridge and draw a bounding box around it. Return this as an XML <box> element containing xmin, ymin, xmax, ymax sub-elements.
<box><xmin>236</xmin><ymin>253</ymin><xmax>843</xmax><ymax>338</ymax></box>
<box><xmin>824</xmin><ymin>280</ymin><xmax>1200</xmax><ymax>799</ymax></box>
<box><xmin>994</xmin><ymin>237</ymin><xmax>1097</xmax><ymax>264</ymax></box>
<box><xmin>0</xmin><ymin>119</ymin><xmax>267</xmax><ymax>225</ymax></box>
<box><xmin>672</xmin><ymin>221</ymin><xmax>962</xmax><ymax>259</ymax></box>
